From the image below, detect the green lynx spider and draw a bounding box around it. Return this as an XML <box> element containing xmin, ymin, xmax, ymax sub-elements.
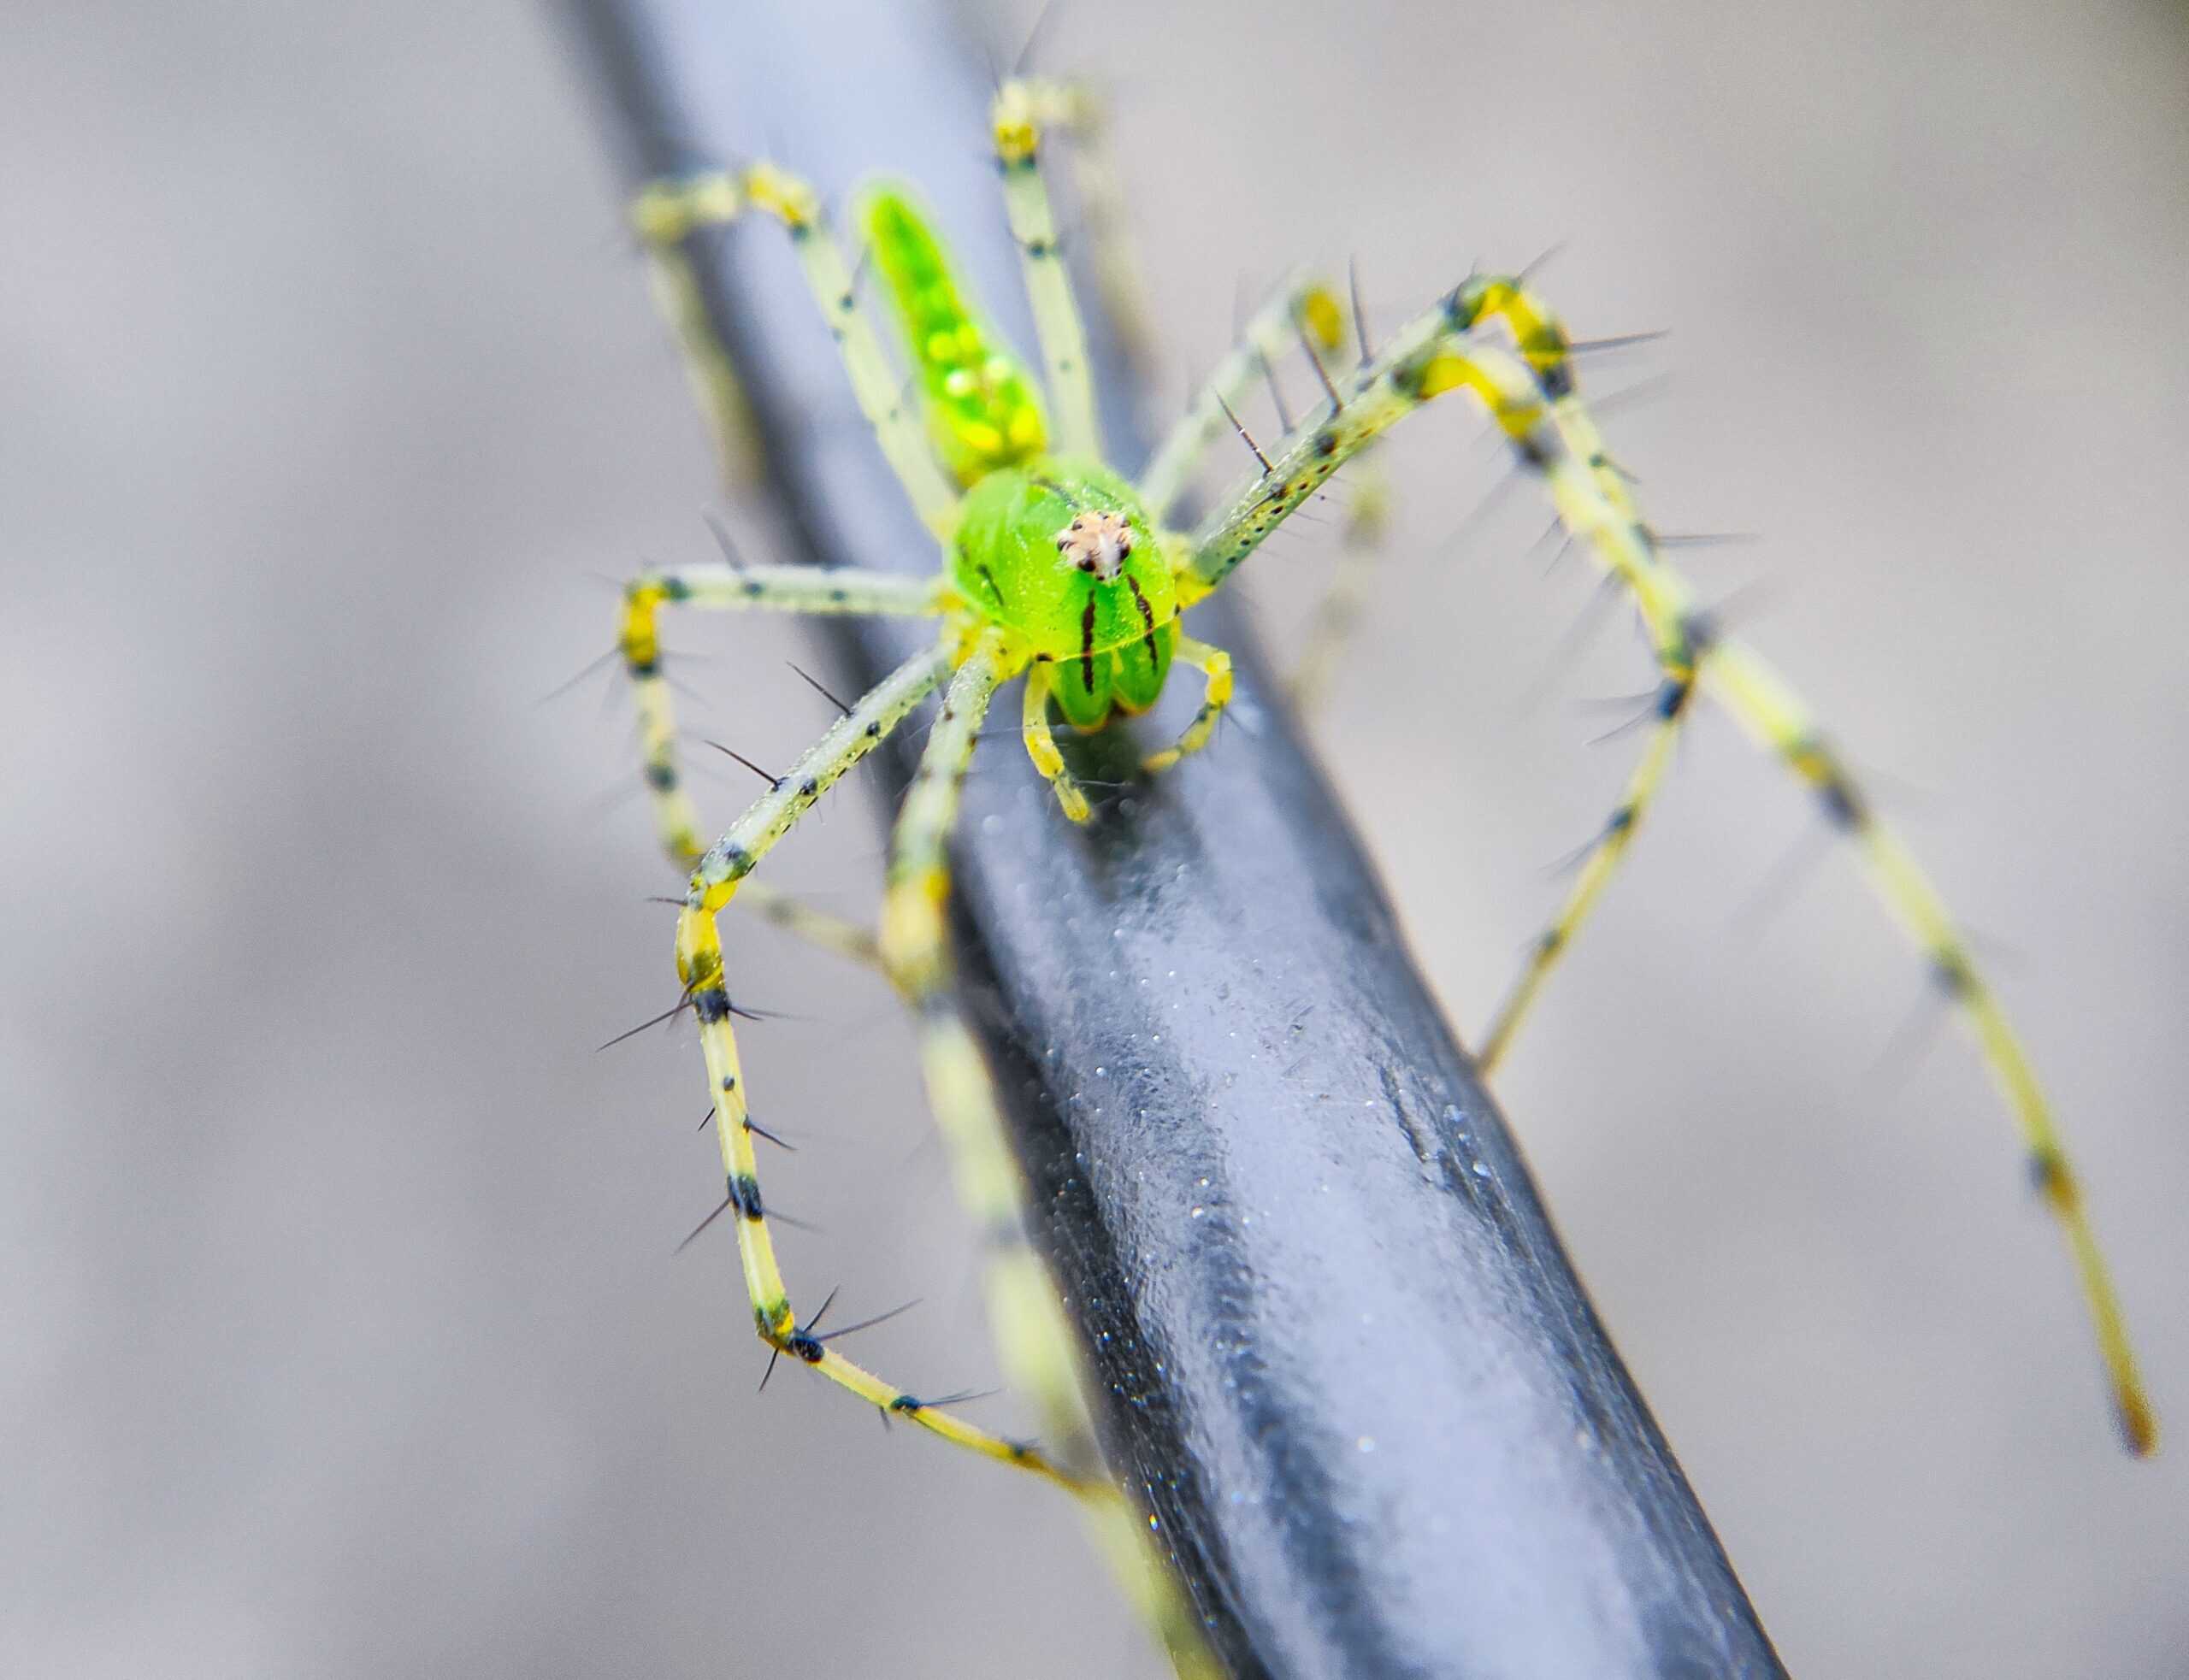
<box><xmin>615</xmin><ymin>74</ymin><xmax>2153</xmax><ymax>1578</ymax></box>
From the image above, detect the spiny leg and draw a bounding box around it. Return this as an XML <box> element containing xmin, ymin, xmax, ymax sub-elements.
<box><xmin>991</xmin><ymin>80</ymin><xmax>1103</xmax><ymax>458</ymax></box>
<box><xmin>621</xmin><ymin>556</ymin><xmax>945</xmax><ymax>863</ymax></box>
<box><xmin>1142</xmin><ymin>634</ymin><xmax>1235</xmax><ymax>775</ymax></box>
<box><xmin>1701</xmin><ymin>632</ymin><xmax>2155</xmax><ymax>1454</ymax></box>
<box><xmin>625</xmin><ymin>172</ymin><xmax>760</xmax><ymax>488</ymax></box>
<box><xmin>1136</xmin><ymin>268</ymin><xmax>1391</xmax><ymax>709</ymax></box>
<box><xmin>1183</xmin><ymin>292</ymin><xmax>2155</xmax><ymax>1452</ymax></box>
<box><xmin>1021</xmin><ymin>661</ymin><xmax>1090</xmax><ymax>823</ymax></box>
<box><xmin>1475</xmin><ymin>665</ymin><xmax>1693</xmax><ymax>1076</ymax></box>
<box><xmin>632</xmin><ymin>167</ymin><xmax>961</xmax><ymax>535</ymax></box>
<box><xmin>621</xmin><ymin>556</ymin><xmax>918</xmax><ymax>971</ymax></box>
<box><xmin>1444</xmin><ymin>273</ymin><xmax>2152</xmax><ymax>1449</ymax></box>
<box><xmin>879</xmin><ymin>633</ymin><xmax>1094</xmax><ymax>1471</ymax></box>
<box><xmin>1138</xmin><ymin>274</ymin><xmax>1344</xmax><ymax>519</ymax></box>
<box><xmin>670</xmin><ymin>642</ymin><xmax>1091</xmax><ymax>1487</ymax></box>
<box><xmin>1008</xmin><ymin>79</ymin><xmax>1163</xmax><ymax>386</ymax></box>
<box><xmin>877</xmin><ymin>635</ymin><xmax>1218</xmax><ymax>1671</ymax></box>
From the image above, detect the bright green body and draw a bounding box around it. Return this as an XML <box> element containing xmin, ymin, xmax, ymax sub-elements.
<box><xmin>949</xmin><ymin>460</ymin><xmax>1176</xmax><ymax>729</ymax></box>
<box><xmin>860</xmin><ymin>184</ymin><xmax>1178</xmax><ymax>732</ymax></box>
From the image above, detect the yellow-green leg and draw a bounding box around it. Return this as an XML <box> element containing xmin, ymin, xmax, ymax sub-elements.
<box><xmin>1142</xmin><ymin>634</ymin><xmax>1235</xmax><ymax>774</ymax></box>
<box><xmin>1183</xmin><ymin>294</ymin><xmax>2154</xmax><ymax>1453</ymax></box>
<box><xmin>991</xmin><ymin>80</ymin><xmax>1103</xmax><ymax>459</ymax></box>
<box><xmin>1021</xmin><ymin>661</ymin><xmax>1091</xmax><ymax>823</ymax></box>
<box><xmin>632</xmin><ymin>167</ymin><xmax>961</xmax><ymax>535</ymax></box>
<box><xmin>626</xmin><ymin>171</ymin><xmax>760</xmax><ymax>489</ymax></box>
<box><xmin>1007</xmin><ymin>79</ymin><xmax>1162</xmax><ymax>386</ymax></box>
<box><xmin>668</xmin><ymin>641</ymin><xmax>1094</xmax><ymax>1485</ymax></box>
<box><xmin>1138</xmin><ymin>274</ymin><xmax>1345</xmax><ymax>519</ymax></box>
<box><xmin>1476</xmin><ymin>663</ymin><xmax>1694</xmax><ymax>1076</ymax></box>
<box><xmin>878</xmin><ymin>631</ymin><xmax>1216</xmax><ymax>1675</ymax></box>
<box><xmin>620</xmin><ymin>562</ymin><xmax>949</xmax><ymax>960</ymax></box>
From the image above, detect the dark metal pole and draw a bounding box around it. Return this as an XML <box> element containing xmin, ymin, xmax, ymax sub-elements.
<box><xmin>554</xmin><ymin>3</ymin><xmax>1785</xmax><ymax>1674</ymax></box>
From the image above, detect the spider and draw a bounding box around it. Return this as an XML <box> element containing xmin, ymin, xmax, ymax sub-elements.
<box><xmin>609</xmin><ymin>72</ymin><xmax>2153</xmax><ymax>1650</ymax></box>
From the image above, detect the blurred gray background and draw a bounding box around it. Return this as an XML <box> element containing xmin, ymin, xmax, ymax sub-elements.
<box><xmin>4</xmin><ymin>1</ymin><xmax>2185</xmax><ymax>1675</ymax></box>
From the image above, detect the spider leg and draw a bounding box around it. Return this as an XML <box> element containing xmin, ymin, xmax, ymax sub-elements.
<box><xmin>668</xmin><ymin>641</ymin><xmax>1093</xmax><ymax>1486</ymax></box>
<box><xmin>1476</xmin><ymin>667</ymin><xmax>1693</xmax><ymax>1076</ymax></box>
<box><xmin>1184</xmin><ymin>292</ymin><xmax>2155</xmax><ymax>1453</ymax></box>
<box><xmin>1142</xmin><ymin>634</ymin><xmax>1235</xmax><ymax>775</ymax></box>
<box><xmin>1004</xmin><ymin>79</ymin><xmax>1162</xmax><ymax>388</ymax></box>
<box><xmin>1138</xmin><ymin>273</ymin><xmax>1344</xmax><ymax>519</ymax></box>
<box><xmin>620</xmin><ymin>560</ymin><xmax>947</xmax><ymax>970</ymax></box>
<box><xmin>879</xmin><ymin>631</ymin><xmax>1218</xmax><ymax>1670</ymax></box>
<box><xmin>633</xmin><ymin>168</ymin><xmax>961</xmax><ymax>534</ymax></box>
<box><xmin>991</xmin><ymin>80</ymin><xmax>1103</xmax><ymax>457</ymax></box>
<box><xmin>1020</xmin><ymin>661</ymin><xmax>1091</xmax><ymax>823</ymax></box>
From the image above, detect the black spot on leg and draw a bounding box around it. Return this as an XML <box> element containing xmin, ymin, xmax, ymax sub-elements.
<box><xmin>692</xmin><ymin>987</ymin><xmax>733</xmax><ymax>1024</ymax></box>
<box><xmin>728</xmin><ymin>1171</ymin><xmax>764</xmax><ymax>1220</ymax></box>
<box><xmin>1538</xmin><ymin>360</ymin><xmax>1575</xmax><ymax>400</ymax></box>
<box><xmin>1513</xmin><ymin>432</ymin><xmax>1553</xmax><ymax>474</ymax></box>
<box><xmin>1606</xmin><ymin>804</ymin><xmax>1636</xmax><ymax>835</ymax></box>
<box><xmin>1930</xmin><ymin>947</ymin><xmax>1974</xmax><ymax>999</ymax></box>
<box><xmin>645</xmin><ymin>763</ymin><xmax>678</xmax><ymax>792</ymax></box>
<box><xmin>798</xmin><ymin>777</ymin><xmax>820</xmax><ymax>800</ymax></box>
<box><xmin>2027</xmin><ymin>1146</ymin><xmax>2074</xmax><ymax>1206</ymax></box>
<box><xmin>783</xmin><ymin>1332</ymin><xmax>825</xmax><ymax>1364</ymax></box>
<box><xmin>1655</xmin><ymin>675</ymin><xmax>1693</xmax><ymax>720</ymax></box>
<box><xmin>888</xmin><ymin>1394</ymin><xmax>923</xmax><ymax>1414</ymax></box>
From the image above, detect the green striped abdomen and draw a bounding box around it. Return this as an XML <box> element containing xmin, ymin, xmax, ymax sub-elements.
<box><xmin>858</xmin><ymin>186</ymin><xmax>1049</xmax><ymax>484</ymax></box>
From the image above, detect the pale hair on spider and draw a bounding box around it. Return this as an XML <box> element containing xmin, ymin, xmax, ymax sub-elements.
<box><xmin>611</xmin><ymin>65</ymin><xmax>2156</xmax><ymax>1671</ymax></box>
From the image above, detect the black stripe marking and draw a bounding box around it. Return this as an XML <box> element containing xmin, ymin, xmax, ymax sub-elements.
<box><xmin>1078</xmin><ymin>597</ymin><xmax>1098</xmax><ymax>693</ymax></box>
<box><xmin>1124</xmin><ymin>575</ymin><xmax>1159</xmax><ymax>667</ymax></box>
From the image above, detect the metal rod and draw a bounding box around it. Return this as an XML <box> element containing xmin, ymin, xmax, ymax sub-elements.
<box><xmin>555</xmin><ymin>3</ymin><xmax>1785</xmax><ymax>1673</ymax></box>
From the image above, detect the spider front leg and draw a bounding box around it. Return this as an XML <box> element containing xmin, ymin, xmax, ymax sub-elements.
<box><xmin>633</xmin><ymin>167</ymin><xmax>960</xmax><ymax>534</ymax></box>
<box><xmin>1138</xmin><ymin>274</ymin><xmax>1345</xmax><ymax>520</ymax></box>
<box><xmin>620</xmin><ymin>559</ymin><xmax>947</xmax><ymax>968</ymax></box>
<box><xmin>669</xmin><ymin>641</ymin><xmax>1089</xmax><ymax>1487</ymax></box>
<box><xmin>1183</xmin><ymin>295</ymin><xmax>2155</xmax><ymax>1453</ymax></box>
